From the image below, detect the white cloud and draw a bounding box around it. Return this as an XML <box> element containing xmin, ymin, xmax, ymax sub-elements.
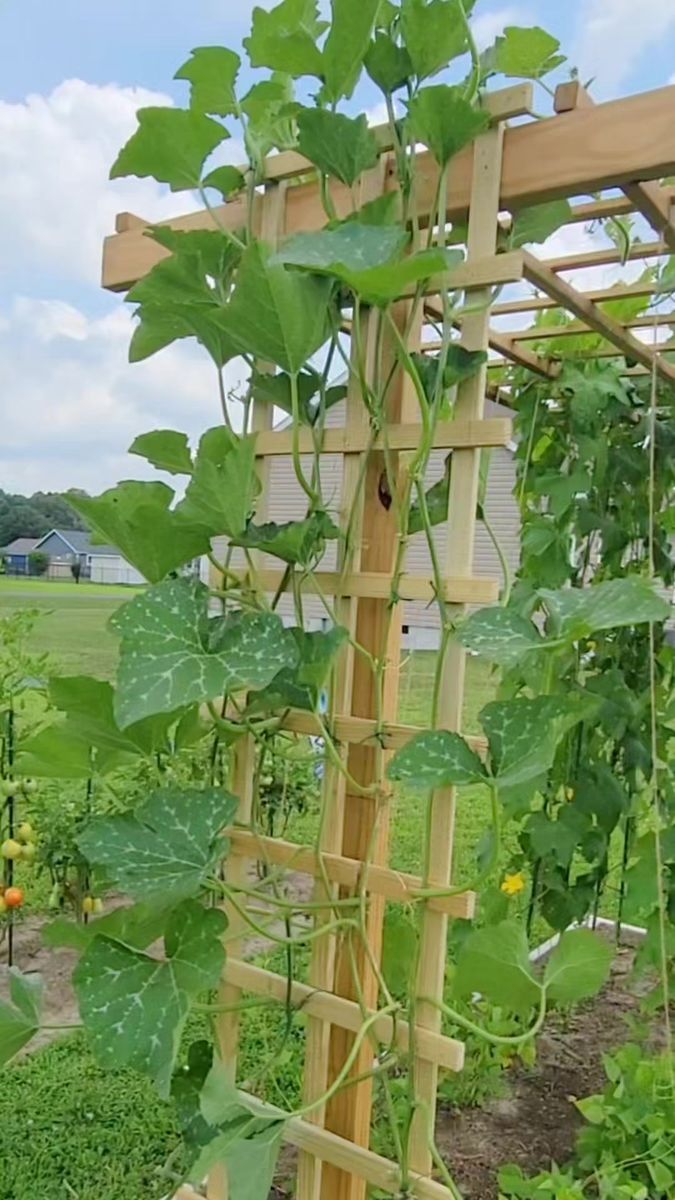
<box><xmin>0</xmin><ymin>79</ymin><xmax>199</xmax><ymax>287</ymax></box>
<box><xmin>471</xmin><ymin>6</ymin><xmax>528</xmax><ymax>51</ymax></box>
<box><xmin>0</xmin><ymin>297</ymin><xmax>247</xmax><ymax>494</ymax></box>
<box><xmin>574</xmin><ymin>0</ymin><xmax>675</xmax><ymax>95</ymax></box>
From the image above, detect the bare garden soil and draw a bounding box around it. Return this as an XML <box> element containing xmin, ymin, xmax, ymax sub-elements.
<box><xmin>0</xmin><ymin>918</ymin><xmax>653</xmax><ymax>1200</ymax></box>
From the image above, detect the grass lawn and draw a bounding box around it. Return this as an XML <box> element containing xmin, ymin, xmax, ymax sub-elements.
<box><xmin>0</xmin><ymin>585</ymin><xmax>130</xmax><ymax>678</ymax></box>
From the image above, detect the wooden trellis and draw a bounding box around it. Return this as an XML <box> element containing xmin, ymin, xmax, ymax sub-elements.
<box><xmin>103</xmin><ymin>78</ymin><xmax>675</xmax><ymax>1200</ymax></box>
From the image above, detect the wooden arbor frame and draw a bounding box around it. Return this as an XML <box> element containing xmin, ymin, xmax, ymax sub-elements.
<box><xmin>102</xmin><ymin>80</ymin><xmax>675</xmax><ymax>1200</ymax></box>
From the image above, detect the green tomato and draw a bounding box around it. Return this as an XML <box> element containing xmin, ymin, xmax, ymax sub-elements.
<box><xmin>20</xmin><ymin>779</ymin><xmax>38</xmax><ymax>795</ymax></box>
<box><xmin>1</xmin><ymin>838</ymin><xmax>23</xmax><ymax>861</ymax></box>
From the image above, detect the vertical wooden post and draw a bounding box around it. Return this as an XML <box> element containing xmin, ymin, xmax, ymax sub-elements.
<box><xmin>407</xmin><ymin>124</ymin><xmax>505</xmax><ymax>1178</ymax></box>
<box><xmin>208</xmin><ymin>180</ymin><xmax>288</xmax><ymax>1200</ymax></box>
<box><xmin>321</xmin><ymin>298</ymin><xmax>421</xmax><ymax>1200</ymax></box>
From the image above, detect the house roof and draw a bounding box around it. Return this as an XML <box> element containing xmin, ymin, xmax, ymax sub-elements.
<box><xmin>33</xmin><ymin>529</ymin><xmax>122</xmax><ymax>557</ymax></box>
<box><xmin>1</xmin><ymin>537</ymin><xmax>39</xmax><ymax>556</ymax></box>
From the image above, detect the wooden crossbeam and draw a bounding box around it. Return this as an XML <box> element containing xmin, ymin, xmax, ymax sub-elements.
<box><xmin>241</xmin><ymin>569</ymin><xmax>499</xmax><ymax>605</ymax></box>
<box><xmin>226</xmin><ymin>829</ymin><xmax>476</xmax><ymax>919</ymax></box>
<box><xmin>423</xmin><ymin>298</ymin><xmax>558</xmax><ymax>379</ymax></box>
<box><xmin>224</xmin><ymin>959</ymin><xmax>465</xmax><ymax>1071</ymax></box>
<box><xmin>492</xmin><ymin>279</ymin><xmax>657</xmax><ymax>317</ymax></box>
<box><xmin>554</xmin><ymin>81</ymin><xmax>675</xmax><ymax>254</ymax></box>
<box><xmin>281</xmin><ymin>709</ymin><xmax>488</xmax><ymax>756</ymax></box>
<box><xmin>102</xmin><ymin>84</ymin><xmax>675</xmax><ymax>291</ymax></box>
<box><xmin>521</xmin><ymin>251</ymin><xmax>675</xmax><ymax>382</ymax></box>
<box><xmin>255</xmin><ymin>418</ymin><xmax>512</xmax><ymax>457</ymax></box>
<box><xmin>509</xmin><ymin>312</ymin><xmax>675</xmax><ymax>342</ymax></box>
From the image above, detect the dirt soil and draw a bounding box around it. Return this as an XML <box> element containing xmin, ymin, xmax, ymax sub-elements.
<box><xmin>436</xmin><ymin>946</ymin><xmax>649</xmax><ymax>1199</ymax></box>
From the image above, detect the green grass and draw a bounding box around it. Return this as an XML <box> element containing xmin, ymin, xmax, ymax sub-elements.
<box><xmin>0</xmin><ymin>576</ymin><xmax>143</xmax><ymax>598</ymax></box>
<box><xmin>0</xmin><ymin>590</ymin><xmax>126</xmax><ymax>678</ymax></box>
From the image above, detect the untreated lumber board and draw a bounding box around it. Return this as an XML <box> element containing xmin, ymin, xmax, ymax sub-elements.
<box><xmin>424</xmin><ymin>298</ymin><xmax>558</xmax><ymax>379</ymax></box>
<box><xmin>521</xmin><ymin>251</ymin><xmax>675</xmax><ymax>382</ymax></box>
<box><xmin>255</xmin><ymin>418</ymin><xmax>512</xmax><ymax>456</ymax></box>
<box><xmin>281</xmin><ymin>709</ymin><xmax>488</xmax><ymax>756</ymax></box>
<box><xmin>242</xmin><ymin>569</ymin><xmax>499</xmax><ymax>605</ymax></box>
<box><xmin>225</xmin><ymin>829</ymin><xmax>475</xmax><ymax>918</ymax></box>
<box><xmin>509</xmin><ymin>313</ymin><xmax>675</xmax><ymax>342</ymax></box>
<box><xmin>492</xmin><ymin>279</ymin><xmax>658</xmax><ymax>317</ymax></box>
<box><xmin>102</xmin><ymin>84</ymin><xmax>675</xmax><ymax>291</ymax></box>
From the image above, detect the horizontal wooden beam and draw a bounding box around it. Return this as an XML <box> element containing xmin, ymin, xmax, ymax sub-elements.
<box><xmin>424</xmin><ymin>298</ymin><xmax>558</xmax><ymax>379</ymax></box>
<box><xmin>246</xmin><ymin>569</ymin><xmax>499</xmax><ymax>605</ymax></box>
<box><xmin>102</xmin><ymin>84</ymin><xmax>675</xmax><ymax>290</ymax></box>
<box><xmin>224</xmin><ymin>958</ymin><xmax>465</xmax><ymax>1071</ymax></box>
<box><xmin>255</xmin><ymin>418</ymin><xmax>512</xmax><ymax>457</ymax></box>
<box><xmin>509</xmin><ymin>312</ymin><xmax>675</xmax><ymax>343</ymax></box>
<box><xmin>226</xmin><ymin>829</ymin><xmax>475</xmax><ymax>919</ymax></box>
<box><xmin>521</xmin><ymin>250</ymin><xmax>675</xmax><ymax>382</ymax></box>
<box><xmin>492</xmin><ymin>278</ymin><xmax>657</xmax><ymax>317</ymax></box>
<box><xmin>281</xmin><ymin>708</ymin><xmax>488</xmax><ymax>755</ymax></box>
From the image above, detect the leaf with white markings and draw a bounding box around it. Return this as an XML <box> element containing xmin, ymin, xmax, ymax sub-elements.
<box><xmin>539</xmin><ymin>577</ymin><xmax>670</xmax><ymax>641</ymax></box>
<box><xmin>176</xmin><ymin>427</ymin><xmax>260</xmax><ymax>539</ymax></box>
<box><xmin>387</xmin><ymin>730</ymin><xmax>487</xmax><ymax>788</ymax></box>
<box><xmin>0</xmin><ymin>970</ymin><xmax>43</xmax><ymax>1066</ymax></box>
<box><xmin>248</xmin><ymin>626</ymin><xmax>348</xmax><ymax>713</ymax></box>
<box><xmin>110</xmin><ymin>107</ymin><xmax>229</xmax><ymax>191</ymax></box>
<box><xmin>457</xmin><ymin>607</ymin><xmax>544</xmax><ymax>665</ymax></box>
<box><xmin>543</xmin><ymin>929</ymin><xmax>613</xmax><ymax>1005</ymax></box>
<box><xmin>77</xmin><ymin>786</ymin><xmax>238</xmax><ymax>902</ymax></box>
<box><xmin>66</xmin><ymin>482</ymin><xmax>211</xmax><ymax>583</ymax></box>
<box><xmin>111</xmin><ymin>579</ymin><xmax>298</xmax><ymax>727</ymax></box>
<box><xmin>74</xmin><ymin>900</ymin><xmax>226</xmax><ymax>1097</ymax></box>
<box><xmin>129</xmin><ymin>430</ymin><xmax>193</xmax><ymax>475</ymax></box>
<box><xmin>481</xmin><ymin>695</ymin><xmax>598</xmax><ymax>790</ymax></box>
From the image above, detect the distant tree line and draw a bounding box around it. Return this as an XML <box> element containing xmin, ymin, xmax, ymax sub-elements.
<box><xmin>0</xmin><ymin>490</ymin><xmax>88</xmax><ymax>547</ymax></box>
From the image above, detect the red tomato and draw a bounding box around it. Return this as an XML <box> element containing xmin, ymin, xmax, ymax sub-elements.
<box><xmin>4</xmin><ymin>887</ymin><xmax>24</xmax><ymax>909</ymax></box>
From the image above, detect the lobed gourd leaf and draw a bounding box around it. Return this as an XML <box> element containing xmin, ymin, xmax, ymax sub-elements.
<box><xmin>74</xmin><ymin>900</ymin><xmax>227</xmax><ymax>1097</ymax></box>
<box><xmin>248</xmin><ymin>625</ymin><xmax>348</xmax><ymax>713</ymax></box>
<box><xmin>175</xmin><ymin>46</ymin><xmax>241</xmax><ymax>117</ymax></box>
<box><xmin>543</xmin><ymin>928</ymin><xmax>613</xmax><ymax>1005</ymax></box>
<box><xmin>215</xmin><ymin>241</ymin><xmax>334</xmax><ymax>373</ymax></box>
<box><xmin>400</xmin><ymin>0</ymin><xmax>475</xmax><ymax>81</ymax></box>
<box><xmin>406</xmin><ymin>85</ymin><xmax>489</xmax><ymax>167</ymax></box>
<box><xmin>250</xmin><ymin>367</ymin><xmax>346</xmax><ymax>425</ymax></box>
<box><xmin>176</xmin><ymin>427</ymin><xmax>260</xmax><ymax>539</ymax></box>
<box><xmin>321</xmin><ymin>0</ymin><xmax>381</xmax><ymax>102</ymax></box>
<box><xmin>538</xmin><ymin>577</ymin><xmax>671</xmax><ymax>641</ymax></box>
<box><xmin>486</xmin><ymin>25</ymin><xmax>565</xmax><ymax>81</ymax></box>
<box><xmin>365</xmin><ymin>31</ymin><xmax>413</xmax><ymax>94</ymax></box>
<box><xmin>129</xmin><ymin>429</ymin><xmax>194</xmax><ymax>476</ymax></box>
<box><xmin>110</xmin><ymin>106</ymin><xmax>229</xmax><ymax>191</ymax></box>
<box><xmin>454</xmin><ymin>921</ymin><xmax>541</xmax><ymax>1016</ymax></box>
<box><xmin>457</xmin><ymin>607</ymin><xmax>544</xmax><ymax>665</ymax></box>
<box><xmin>66</xmin><ymin>481</ymin><xmax>212</xmax><ymax>584</ymax></box>
<box><xmin>387</xmin><ymin>729</ymin><xmax>487</xmax><ymax>788</ymax></box>
<box><xmin>480</xmin><ymin>694</ymin><xmax>599</xmax><ymax>790</ymax></box>
<box><xmin>111</xmin><ymin>578</ymin><xmax>299</xmax><ymax>726</ymax></box>
<box><xmin>244</xmin><ymin>0</ymin><xmax>325</xmax><ymax>77</ymax></box>
<box><xmin>296</xmin><ymin>108</ymin><xmax>379</xmax><ymax>186</ymax></box>
<box><xmin>509</xmin><ymin>200</ymin><xmax>574</xmax><ymax>249</ymax></box>
<box><xmin>232</xmin><ymin>511</ymin><xmax>340</xmax><ymax>566</ymax></box>
<box><xmin>77</xmin><ymin>786</ymin><xmax>238</xmax><ymax>902</ymax></box>
<box><xmin>0</xmin><ymin>969</ymin><xmax>43</xmax><ymax>1066</ymax></box>
<box><xmin>201</xmin><ymin>164</ymin><xmax>247</xmax><ymax>201</ymax></box>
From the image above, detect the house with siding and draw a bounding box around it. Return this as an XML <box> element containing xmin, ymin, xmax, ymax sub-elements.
<box><xmin>1</xmin><ymin>537</ymin><xmax>39</xmax><ymax>574</ymax></box>
<box><xmin>32</xmin><ymin>529</ymin><xmax>145</xmax><ymax>585</ymax></box>
<box><xmin>208</xmin><ymin>397</ymin><xmax>520</xmax><ymax>649</ymax></box>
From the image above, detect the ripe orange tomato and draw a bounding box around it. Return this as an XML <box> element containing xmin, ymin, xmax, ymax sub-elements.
<box><xmin>4</xmin><ymin>887</ymin><xmax>24</xmax><ymax>909</ymax></box>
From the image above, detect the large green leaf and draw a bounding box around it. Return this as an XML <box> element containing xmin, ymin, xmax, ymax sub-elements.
<box><xmin>44</xmin><ymin>899</ymin><xmax>177</xmax><ymax>954</ymax></box>
<box><xmin>488</xmin><ymin>26</ymin><xmax>565</xmax><ymax>80</ymax></box>
<box><xmin>322</xmin><ymin>0</ymin><xmax>381</xmax><ymax>102</ymax></box>
<box><xmin>240</xmin><ymin>75</ymin><xmax>298</xmax><ymax>166</ymax></box>
<box><xmin>110</xmin><ymin>107</ymin><xmax>229</xmax><ymax>191</ymax></box>
<box><xmin>0</xmin><ymin>970</ymin><xmax>42</xmax><ymax>1066</ymax></box>
<box><xmin>406</xmin><ymin>86</ymin><xmax>489</xmax><ymax>166</ymax></box>
<box><xmin>538</xmin><ymin>578</ymin><xmax>671</xmax><ymax>641</ymax></box>
<box><xmin>365</xmin><ymin>31</ymin><xmax>413</xmax><ymax>94</ymax></box>
<box><xmin>66</xmin><ymin>482</ymin><xmax>211</xmax><ymax>584</ymax></box>
<box><xmin>401</xmin><ymin>0</ymin><xmax>472</xmax><ymax>80</ymax></box>
<box><xmin>74</xmin><ymin>900</ymin><xmax>226</xmax><ymax>1097</ymax></box>
<box><xmin>411</xmin><ymin>346</ymin><xmax>487</xmax><ymax>400</ymax></box>
<box><xmin>129</xmin><ymin>429</ymin><xmax>193</xmax><ymax>476</ymax></box>
<box><xmin>18</xmin><ymin>723</ymin><xmax>93</xmax><ymax>779</ymax></box>
<box><xmin>296</xmin><ymin>108</ymin><xmax>379</xmax><ymax>186</ymax></box>
<box><xmin>244</xmin><ymin>0</ymin><xmax>325</xmax><ymax>77</ymax></box>
<box><xmin>111</xmin><ymin>578</ymin><xmax>298</xmax><ymax>727</ymax></box>
<box><xmin>543</xmin><ymin>929</ymin><xmax>613</xmax><ymax>1005</ymax></box>
<box><xmin>457</xmin><ymin>607</ymin><xmax>544</xmax><ymax>665</ymax></box>
<box><xmin>276</xmin><ymin>228</ymin><xmax>462</xmax><ymax>304</ymax></box>
<box><xmin>387</xmin><ymin>730</ymin><xmax>487</xmax><ymax>788</ymax></box>
<box><xmin>454</xmin><ymin>921</ymin><xmax>540</xmax><ymax>1016</ymax></box>
<box><xmin>77</xmin><ymin>786</ymin><xmax>238</xmax><ymax>903</ymax></box>
<box><xmin>248</xmin><ymin>625</ymin><xmax>348</xmax><ymax>713</ymax></box>
<box><xmin>232</xmin><ymin>511</ymin><xmax>340</xmax><ymax>566</ymax></box>
<box><xmin>175</xmin><ymin>47</ymin><xmax>241</xmax><ymax>116</ymax></box>
<box><xmin>201</xmin><ymin>164</ymin><xmax>247</xmax><ymax>201</ymax></box>
<box><xmin>177</xmin><ymin>427</ymin><xmax>260</xmax><ymax>539</ymax></box>
<box><xmin>509</xmin><ymin>200</ymin><xmax>573</xmax><ymax>249</ymax></box>
<box><xmin>216</xmin><ymin>242</ymin><xmax>333</xmax><ymax>373</ymax></box>
<box><xmin>481</xmin><ymin>695</ymin><xmax>597</xmax><ymax>790</ymax></box>
<box><xmin>250</xmin><ymin>367</ymin><xmax>346</xmax><ymax>425</ymax></box>
<box><xmin>185</xmin><ymin>1066</ymin><xmax>284</xmax><ymax>1187</ymax></box>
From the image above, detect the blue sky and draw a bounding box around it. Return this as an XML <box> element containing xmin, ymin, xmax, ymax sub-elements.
<box><xmin>1</xmin><ymin>0</ymin><xmax>675</xmax><ymax>496</ymax></box>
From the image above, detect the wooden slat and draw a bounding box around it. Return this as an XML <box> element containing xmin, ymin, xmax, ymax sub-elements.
<box><xmin>223</xmin><ymin>959</ymin><xmax>465</xmax><ymax>1071</ymax></box>
<box><xmin>521</xmin><ymin>250</ymin><xmax>675</xmax><ymax>382</ymax></box>
<box><xmin>424</xmin><ymin>298</ymin><xmax>558</xmax><ymax>379</ymax></box>
<box><xmin>509</xmin><ymin>312</ymin><xmax>675</xmax><ymax>342</ymax></box>
<box><xmin>102</xmin><ymin>84</ymin><xmax>675</xmax><ymax>290</ymax></box>
<box><xmin>247</xmin><ymin>569</ymin><xmax>499</xmax><ymax>605</ymax></box>
<box><xmin>492</xmin><ymin>279</ymin><xmax>657</xmax><ymax>317</ymax></box>
<box><xmin>281</xmin><ymin>708</ymin><xmax>488</xmax><ymax>755</ymax></box>
<box><xmin>254</xmin><ymin>418</ymin><xmax>512</xmax><ymax>456</ymax></box>
<box><xmin>226</xmin><ymin>830</ymin><xmax>475</xmax><ymax>919</ymax></box>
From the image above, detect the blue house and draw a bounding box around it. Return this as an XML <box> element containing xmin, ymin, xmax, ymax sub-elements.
<box><xmin>1</xmin><ymin>537</ymin><xmax>39</xmax><ymax>575</ymax></box>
